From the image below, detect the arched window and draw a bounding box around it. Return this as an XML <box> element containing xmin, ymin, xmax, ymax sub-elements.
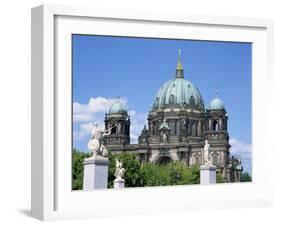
<box><xmin>169</xmin><ymin>95</ymin><xmax>175</xmax><ymax>105</ymax></box>
<box><xmin>195</xmin><ymin>156</ymin><xmax>200</xmax><ymax>165</ymax></box>
<box><xmin>170</xmin><ymin>120</ymin><xmax>176</xmax><ymax>135</ymax></box>
<box><xmin>188</xmin><ymin>120</ymin><xmax>193</xmax><ymax>135</ymax></box>
<box><xmin>125</xmin><ymin>124</ymin><xmax>129</xmax><ymax>135</ymax></box>
<box><xmin>190</xmin><ymin>95</ymin><xmax>195</xmax><ymax>106</ymax></box>
<box><xmin>186</xmin><ymin>120</ymin><xmax>190</xmax><ymax>135</ymax></box>
<box><xmin>191</xmin><ymin>121</ymin><xmax>197</xmax><ymax>136</ymax></box>
<box><xmin>194</xmin><ymin>121</ymin><xmax>198</xmax><ymax>136</ymax></box>
<box><xmin>111</xmin><ymin>126</ymin><xmax>117</xmax><ymax>134</ymax></box>
<box><xmin>201</xmin><ymin>121</ymin><xmax>204</xmax><ymax>135</ymax></box>
<box><xmin>158</xmin><ymin>156</ymin><xmax>172</xmax><ymax>165</ymax></box>
<box><xmin>156</xmin><ymin>122</ymin><xmax>159</xmax><ymax>135</ymax></box>
<box><xmin>212</xmin><ymin>120</ymin><xmax>218</xmax><ymax>131</ymax></box>
<box><xmin>212</xmin><ymin>155</ymin><xmax>218</xmax><ymax>166</ymax></box>
<box><xmin>176</xmin><ymin>120</ymin><xmax>180</xmax><ymax>135</ymax></box>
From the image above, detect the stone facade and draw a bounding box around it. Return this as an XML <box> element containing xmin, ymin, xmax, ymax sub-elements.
<box><xmin>102</xmin><ymin>51</ymin><xmax>242</xmax><ymax>182</ymax></box>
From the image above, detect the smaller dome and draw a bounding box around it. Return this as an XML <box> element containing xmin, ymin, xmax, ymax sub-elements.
<box><xmin>209</xmin><ymin>97</ymin><xmax>225</xmax><ymax>110</ymax></box>
<box><xmin>109</xmin><ymin>101</ymin><xmax>127</xmax><ymax>114</ymax></box>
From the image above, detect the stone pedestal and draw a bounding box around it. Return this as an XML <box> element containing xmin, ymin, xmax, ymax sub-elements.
<box><xmin>83</xmin><ymin>157</ymin><xmax>109</xmax><ymax>190</ymax></box>
<box><xmin>200</xmin><ymin>164</ymin><xmax>216</xmax><ymax>185</ymax></box>
<box><xmin>114</xmin><ymin>178</ymin><xmax>125</xmax><ymax>189</ymax></box>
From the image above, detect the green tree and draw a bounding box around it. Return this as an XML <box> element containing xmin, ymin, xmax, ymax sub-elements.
<box><xmin>165</xmin><ymin>161</ymin><xmax>191</xmax><ymax>185</ymax></box>
<box><xmin>241</xmin><ymin>172</ymin><xmax>252</xmax><ymax>182</ymax></box>
<box><xmin>216</xmin><ymin>171</ymin><xmax>223</xmax><ymax>183</ymax></box>
<box><xmin>140</xmin><ymin>163</ymin><xmax>170</xmax><ymax>186</ymax></box>
<box><xmin>72</xmin><ymin>149</ymin><xmax>90</xmax><ymax>190</ymax></box>
<box><xmin>140</xmin><ymin>162</ymin><xmax>200</xmax><ymax>186</ymax></box>
<box><xmin>190</xmin><ymin>165</ymin><xmax>200</xmax><ymax>184</ymax></box>
<box><xmin>108</xmin><ymin>152</ymin><xmax>117</xmax><ymax>188</ymax></box>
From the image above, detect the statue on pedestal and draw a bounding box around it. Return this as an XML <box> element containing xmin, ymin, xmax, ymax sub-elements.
<box><xmin>87</xmin><ymin>122</ymin><xmax>114</xmax><ymax>160</ymax></box>
<box><xmin>114</xmin><ymin>158</ymin><xmax>125</xmax><ymax>180</ymax></box>
<box><xmin>200</xmin><ymin>140</ymin><xmax>217</xmax><ymax>185</ymax></box>
<box><xmin>202</xmin><ymin>140</ymin><xmax>211</xmax><ymax>166</ymax></box>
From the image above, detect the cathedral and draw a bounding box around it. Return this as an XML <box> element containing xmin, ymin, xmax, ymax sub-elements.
<box><xmin>103</xmin><ymin>50</ymin><xmax>243</xmax><ymax>183</ymax></box>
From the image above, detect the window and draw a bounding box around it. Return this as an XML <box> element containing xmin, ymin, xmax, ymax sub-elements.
<box><xmin>212</xmin><ymin>120</ymin><xmax>218</xmax><ymax>131</ymax></box>
<box><xmin>191</xmin><ymin>120</ymin><xmax>196</xmax><ymax>136</ymax></box>
<box><xmin>170</xmin><ymin>120</ymin><xmax>176</xmax><ymax>135</ymax></box>
<box><xmin>111</xmin><ymin>126</ymin><xmax>117</xmax><ymax>134</ymax></box>
<box><xmin>195</xmin><ymin>156</ymin><xmax>200</xmax><ymax>165</ymax></box>
<box><xmin>188</xmin><ymin>120</ymin><xmax>193</xmax><ymax>135</ymax></box>
<box><xmin>153</xmin><ymin>124</ymin><xmax>156</xmax><ymax>135</ymax></box>
<box><xmin>176</xmin><ymin>120</ymin><xmax>180</xmax><ymax>135</ymax></box>
<box><xmin>212</xmin><ymin>155</ymin><xmax>218</xmax><ymax>166</ymax></box>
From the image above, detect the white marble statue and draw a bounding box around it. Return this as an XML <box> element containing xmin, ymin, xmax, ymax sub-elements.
<box><xmin>114</xmin><ymin>158</ymin><xmax>125</xmax><ymax>180</ymax></box>
<box><xmin>162</xmin><ymin>132</ymin><xmax>168</xmax><ymax>143</ymax></box>
<box><xmin>87</xmin><ymin>123</ymin><xmax>114</xmax><ymax>159</ymax></box>
<box><xmin>202</xmin><ymin>140</ymin><xmax>211</xmax><ymax>166</ymax></box>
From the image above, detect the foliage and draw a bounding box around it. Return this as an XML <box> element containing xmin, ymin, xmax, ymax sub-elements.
<box><xmin>241</xmin><ymin>172</ymin><xmax>252</xmax><ymax>182</ymax></box>
<box><xmin>216</xmin><ymin>171</ymin><xmax>223</xmax><ymax>183</ymax></box>
<box><xmin>72</xmin><ymin>149</ymin><xmax>90</xmax><ymax>190</ymax></box>
<box><xmin>189</xmin><ymin>165</ymin><xmax>200</xmax><ymax>184</ymax></box>
<box><xmin>140</xmin><ymin>162</ymin><xmax>200</xmax><ymax>187</ymax></box>
<box><xmin>108</xmin><ymin>152</ymin><xmax>116</xmax><ymax>188</ymax></box>
<box><xmin>165</xmin><ymin>162</ymin><xmax>189</xmax><ymax>185</ymax></box>
<box><xmin>166</xmin><ymin>163</ymin><xmax>199</xmax><ymax>185</ymax></box>
<box><xmin>140</xmin><ymin>163</ymin><xmax>170</xmax><ymax>186</ymax></box>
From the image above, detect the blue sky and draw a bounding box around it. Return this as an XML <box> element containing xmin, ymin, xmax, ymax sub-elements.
<box><xmin>72</xmin><ymin>35</ymin><xmax>252</xmax><ymax>174</ymax></box>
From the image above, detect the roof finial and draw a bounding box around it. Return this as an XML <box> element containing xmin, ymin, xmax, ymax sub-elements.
<box><xmin>215</xmin><ymin>90</ymin><xmax>218</xmax><ymax>98</ymax></box>
<box><xmin>175</xmin><ymin>49</ymin><xmax>184</xmax><ymax>78</ymax></box>
<box><xmin>116</xmin><ymin>96</ymin><xmax>121</xmax><ymax>103</ymax></box>
<box><xmin>177</xmin><ymin>48</ymin><xmax>183</xmax><ymax>70</ymax></box>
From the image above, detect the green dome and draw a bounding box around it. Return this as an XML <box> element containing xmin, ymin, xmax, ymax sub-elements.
<box><xmin>152</xmin><ymin>78</ymin><xmax>204</xmax><ymax>110</ymax></box>
<box><xmin>109</xmin><ymin>101</ymin><xmax>127</xmax><ymax>114</ymax></box>
<box><xmin>209</xmin><ymin>97</ymin><xmax>225</xmax><ymax>110</ymax></box>
<box><xmin>152</xmin><ymin>49</ymin><xmax>204</xmax><ymax>111</ymax></box>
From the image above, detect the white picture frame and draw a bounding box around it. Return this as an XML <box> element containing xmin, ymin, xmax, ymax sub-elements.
<box><xmin>31</xmin><ymin>4</ymin><xmax>274</xmax><ymax>221</ymax></box>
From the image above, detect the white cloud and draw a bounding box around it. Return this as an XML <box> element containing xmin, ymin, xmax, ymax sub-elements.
<box><xmin>73</xmin><ymin>122</ymin><xmax>93</xmax><ymax>141</ymax></box>
<box><xmin>73</xmin><ymin>113</ymin><xmax>93</xmax><ymax>122</ymax></box>
<box><xmin>87</xmin><ymin>97</ymin><xmax>128</xmax><ymax>113</ymax></box>
<box><xmin>74</xmin><ymin>121</ymin><xmax>107</xmax><ymax>139</ymax></box>
<box><xmin>229</xmin><ymin>137</ymin><xmax>252</xmax><ymax>174</ymax></box>
<box><xmin>128</xmin><ymin>110</ymin><xmax>147</xmax><ymax>144</ymax></box>
<box><xmin>73</xmin><ymin>96</ymin><xmax>128</xmax><ymax>123</ymax></box>
<box><xmin>73</xmin><ymin>97</ymin><xmax>146</xmax><ymax>144</ymax></box>
<box><xmin>229</xmin><ymin>138</ymin><xmax>252</xmax><ymax>159</ymax></box>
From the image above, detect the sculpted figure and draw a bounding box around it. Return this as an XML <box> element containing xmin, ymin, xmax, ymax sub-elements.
<box><xmin>162</xmin><ymin>132</ymin><xmax>168</xmax><ymax>143</ymax></box>
<box><xmin>88</xmin><ymin>123</ymin><xmax>114</xmax><ymax>159</ymax></box>
<box><xmin>114</xmin><ymin>158</ymin><xmax>125</xmax><ymax>180</ymax></box>
<box><xmin>202</xmin><ymin>140</ymin><xmax>211</xmax><ymax>165</ymax></box>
